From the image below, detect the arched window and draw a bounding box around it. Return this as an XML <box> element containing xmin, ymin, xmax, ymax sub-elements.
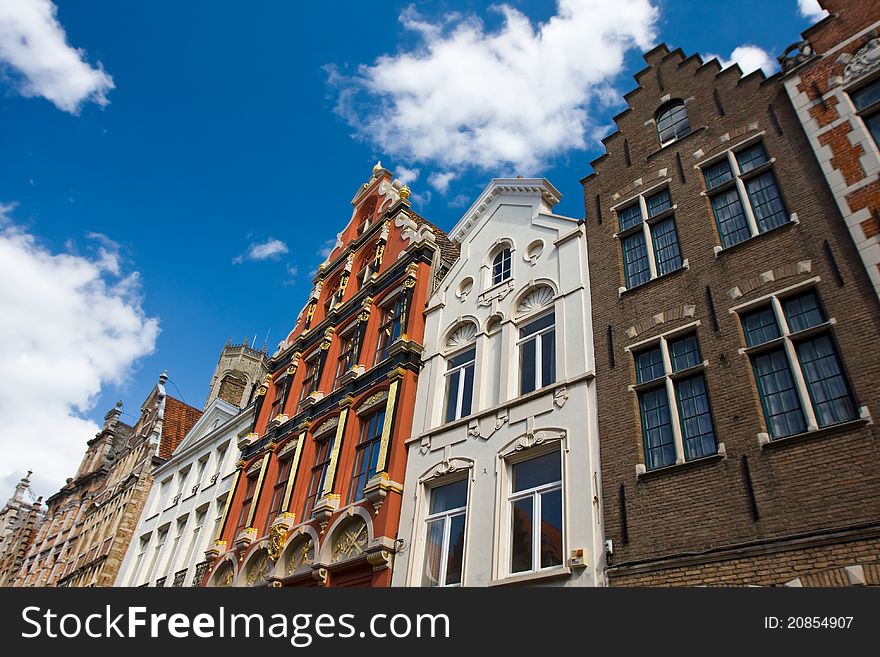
<box><xmin>656</xmin><ymin>100</ymin><xmax>690</xmax><ymax>145</ymax></box>
<box><xmin>491</xmin><ymin>247</ymin><xmax>512</xmax><ymax>285</ymax></box>
<box><xmin>443</xmin><ymin>322</ymin><xmax>478</xmax><ymax>423</ymax></box>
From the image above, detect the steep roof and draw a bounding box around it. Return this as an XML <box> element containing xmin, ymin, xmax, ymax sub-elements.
<box><xmin>410</xmin><ymin>210</ymin><xmax>461</xmax><ymax>265</ymax></box>
<box><xmin>160</xmin><ymin>397</ymin><xmax>203</xmax><ymax>460</ymax></box>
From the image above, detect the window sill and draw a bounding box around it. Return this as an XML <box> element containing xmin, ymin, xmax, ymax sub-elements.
<box><xmin>619</xmin><ymin>261</ymin><xmax>689</xmax><ymax>297</ymax></box>
<box><xmin>758</xmin><ymin>413</ymin><xmax>871</xmax><ymax>449</ymax></box>
<box><xmin>647</xmin><ymin>126</ymin><xmax>708</xmax><ymax>160</ymax></box>
<box><xmin>488</xmin><ymin>565</ymin><xmax>571</xmax><ymax>587</ymax></box>
<box><xmin>636</xmin><ymin>445</ymin><xmax>727</xmax><ymax>480</ymax></box>
<box><xmin>712</xmin><ymin>216</ymin><xmax>798</xmax><ymax>258</ymax></box>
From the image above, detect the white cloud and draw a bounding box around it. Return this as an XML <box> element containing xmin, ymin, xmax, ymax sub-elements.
<box><xmin>798</xmin><ymin>0</ymin><xmax>828</xmax><ymax>21</ymax></box>
<box><xmin>707</xmin><ymin>45</ymin><xmax>777</xmax><ymax>75</ymax></box>
<box><xmin>328</xmin><ymin>0</ymin><xmax>658</xmax><ymax>173</ymax></box>
<box><xmin>233</xmin><ymin>238</ymin><xmax>289</xmax><ymax>264</ymax></box>
<box><xmin>0</xmin><ymin>204</ymin><xmax>159</xmax><ymax>495</ymax></box>
<box><xmin>0</xmin><ymin>0</ymin><xmax>114</xmax><ymax>113</ymax></box>
<box><xmin>428</xmin><ymin>171</ymin><xmax>457</xmax><ymax>194</ymax></box>
<box><xmin>317</xmin><ymin>237</ymin><xmax>337</xmax><ymax>259</ymax></box>
<box><xmin>395</xmin><ymin>165</ymin><xmax>420</xmax><ymax>184</ymax></box>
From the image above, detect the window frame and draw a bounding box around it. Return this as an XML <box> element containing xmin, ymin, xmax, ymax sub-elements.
<box><xmin>420</xmin><ymin>477</ymin><xmax>469</xmax><ymax>587</ymax></box>
<box><xmin>849</xmin><ymin>76</ymin><xmax>880</xmax><ymax>151</ymax></box>
<box><xmin>443</xmin><ymin>345</ymin><xmax>476</xmax><ymax>423</ymax></box>
<box><xmin>264</xmin><ymin>456</ymin><xmax>293</xmax><ymax>534</ymax></box>
<box><xmin>302</xmin><ymin>435</ymin><xmax>333</xmax><ymax>520</ymax></box>
<box><xmin>234</xmin><ymin>475</ymin><xmax>258</xmax><ymax>537</ymax></box>
<box><xmin>491</xmin><ymin>247</ymin><xmax>512</xmax><ymax>286</ymax></box>
<box><xmin>631</xmin><ymin>329</ymin><xmax>718</xmax><ymax>470</ymax></box>
<box><xmin>374</xmin><ymin>294</ymin><xmax>405</xmax><ymax>365</ymax></box>
<box><xmin>348</xmin><ymin>408</ymin><xmax>386</xmax><ymax>504</ymax></box>
<box><xmin>701</xmin><ymin>139</ymin><xmax>791</xmax><ymax>251</ymax></box>
<box><xmin>334</xmin><ymin>325</ymin><xmax>357</xmax><ymax>386</ymax></box>
<box><xmin>655</xmin><ymin>100</ymin><xmax>692</xmax><ymax>146</ymax></box>
<box><xmin>298</xmin><ymin>352</ymin><xmax>320</xmax><ymax>404</ymax></box>
<box><xmin>517</xmin><ymin>310</ymin><xmax>556</xmax><ymax>395</ymax></box>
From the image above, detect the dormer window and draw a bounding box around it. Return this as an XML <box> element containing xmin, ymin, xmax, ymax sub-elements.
<box><xmin>491</xmin><ymin>247</ymin><xmax>512</xmax><ymax>285</ymax></box>
<box><xmin>656</xmin><ymin>100</ymin><xmax>690</xmax><ymax>145</ymax></box>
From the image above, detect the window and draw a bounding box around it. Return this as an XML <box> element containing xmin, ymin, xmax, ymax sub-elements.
<box><xmin>634</xmin><ymin>332</ymin><xmax>717</xmax><ymax>470</ymax></box>
<box><xmin>302</xmin><ymin>436</ymin><xmax>333</xmax><ymax>519</ymax></box>
<box><xmin>421</xmin><ymin>479</ymin><xmax>467</xmax><ymax>587</ymax></box>
<box><xmin>299</xmin><ymin>355</ymin><xmax>320</xmax><ymax>403</ymax></box>
<box><xmin>617</xmin><ymin>187</ymin><xmax>683</xmax><ymax>289</ymax></box>
<box><xmin>335</xmin><ymin>330</ymin><xmax>356</xmax><ymax>386</ymax></box>
<box><xmin>444</xmin><ymin>347</ymin><xmax>475</xmax><ymax>422</ymax></box>
<box><xmin>850</xmin><ymin>79</ymin><xmax>880</xmax><ymax>149</ymax></box>
<box><xmin>656</xmin><ymin>100</ymin><xmax>691</xmax><ymax>144</ymax></box>
<box><xmin>519</xmin><ymin>312</ymin><xmax>556</xmax><ymax>394</ymax></box>
<box><xmin>349</xmin><ymin>409</ymin><xmax>386</xmax><ymax>503</ymax></box>
<box><xmin>269</xmin><ymin>377</ymin><xmax>289</xmax><ymax>418</ymax></box>
<box><xmin>234</xmin><ymin>475</ymin><xmax>258</xmax><ymax>537</ymax></box>
<box><xmin>703</xmin><ymin>141</ymin><xmax>789</xmax><ymax>249</ymax></box>
<box><xmin>264</xmin><ymin>458</ymin><xmax>293</xmax><ymax>534</ymax></box>
<box><xmin>739</xmin><ymin>290</ymin><xmax>856</xmax><ymax>439</ymax></box>
<box><xmin>492</xmin><ymin>247</ymin><xmax>512</xmax><ymax>285</ymax></box>
<box><xmin>145</xmin><ymin>527</ymin><xmax>167</xmax><ymax>584</ymax></box>
<box><xmin>509</xmin><ymin>451</ymin><xmax>563</xmax><ymax>574</ymax></box>
<box><xmin>375</xmin><ymin>296</ymin><xmax>405</xmax><ymax>364</ymax></box>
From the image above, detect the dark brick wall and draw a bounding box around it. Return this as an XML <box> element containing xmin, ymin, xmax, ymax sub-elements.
<box><xmin>581</xmin><ymin>43</ymin><xmax>880</xmax><ymax>586</ymax></box>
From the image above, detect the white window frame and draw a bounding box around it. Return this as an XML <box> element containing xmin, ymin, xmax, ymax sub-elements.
<box><xmin>491</xmin><ymin>247</ymin><xmax>512</xmax><ymax>285</ymax></box>
<box><xmin>420</xmin><ymin>477</ymin><xmax>469</xmax><ymax>587</ymax></box>
<box><xmin>443</xmin><ymin>345</ymin><xmax>476</xmax><ymax>422</ymax></box>
<box><xmin>517</xmin><ymin>310</ymin><xmax>556</xmax><ymax>394</ymax></box>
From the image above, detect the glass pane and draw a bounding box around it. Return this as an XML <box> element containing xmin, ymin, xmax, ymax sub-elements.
<box><xmin>865</xmin><ymin>112</ymin><xmax>880</xmax><ymax>150</ymax></box>
<box><xmin>421</xmin><ymin>519</ymin><xmax>444</xmax><ymax>587</ymax></box>
<box><xmin>448</xmin><ymin>347</ymin><xmax>476</xmax><ymax>369</ymax></box>
<box><xmin>444</xmin><ymin>372</ymin><xmax>460</xmax><ymax>423</ymax></box>
<box><xmin>783</xmin><ymin>292</ymin><xmax>825</xmax><ymax>333</ymax></box>
<box><xmin>850</xmin><ymin>80</ymin><xmax>880</xmax><ymax>111</ymax></box>
<box><xmin>704</xmin><ymin>159</ymin><xmax>734</xmax><ymax>190</ymax></box>
<box><xmin>540</xmin><ymin>489</ymin><xmax>563</xmax><ymax>569</ymax></box>
<box><xmin>461</xmin><ymin>363</ymin><xmax>474</xmax><ymax>417</ymax></box>
<box><xmin>512</xmin><ymin>452</ymin><xmax>561</xmax><ymax>492</ymax></box>
<box><xmin>636</xmin><ymin>346</ymin><xmax>664</xmax><ymax>383</ymax></box>
<box><xmin>520</xmin><ymin>338</ymin><xmax>537</xmax><ymax>395</ymax></box>
<box><xmin>618</xmin><ymin>203</ymin><xmax>642</xmax><ymax>232</ymax></box>
<box><xmin>675</xmin><ymin>375</ymin><xmax>717</xmax><ymax>460</ymax></box>
<box><xmin>657</xmin><ymin>103</ymin><xmax>690</xmax><ymax>143</ymax></box>
<box><xmin>752</xmin><ymin>349</ymin><xmax>806</xmax><ymax>438</ymax></box>
<box><xmin>541</xmin><ymin>329</ymin><xmax>556</xmax><ymax>387</ymax></box>
<box><xmin>742</xmin><ymin>306</ymin><xmax>781</xmax><ymax>347</ymax></box>
<box><xmin>520</xmin><ymin>312</ymin><xmax>555</xmax><ymax>337</ymax></box>
<box><xmin>510</xmin><ymin>497</ymin><xmax>533</xmax><ymax>573</ymax></box>
<box><xmin>622</xmin><ymin>232</ymin><xmax>651</xmax><ymax>288</ymax></box>
<box><xmin>646</xmin><ymin>189</ymin><xmax>672</xmax><ymax>218</ymax></box>
<box><xmin>797</xmin><ymin>335</ymin><xmax>857</xmax><ymax>427</ymax></box>
<box><xmin>651</xmin><ymin>218</ymin><xmax>682</xmax><ymax>276</ymax></box>
<box><xmin>711</xmin><ymin>187</ymin><xmax>750</xmax><ymax>247</ymax></box>
<box><xmin>736</xmin><ymin>143</ymin><xmax>769</xmax><ymax>173</ymax></box>
<box><xmin>430</xmin><ymin>479</ymin><xmax>468</xmax><ymax>514</ymax></box>
<box><xmin>747</xmin><ymin>172</ymin><xmax>788</xmax><ymax>233</ymax></box>
<box><xmin>445</xmin><ymin>513</ymin><xmax>466</xmax><ymax>585</ymax></box>
<box><xmin>640</xmin><ymin>388</ymin><xmax>675</xmax><ymax>469</ymax></box>
<box><xmin>493</xmin><ymin>249</ymin><xmax>511</xmax><ymax>284</ymax></box>
<box><xmin>669</xmin><ymin>334</ymin><xmax>701</xmax><ymax>372</ymax></box>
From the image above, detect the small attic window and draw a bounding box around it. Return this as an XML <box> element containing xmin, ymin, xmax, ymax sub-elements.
<box><xmin>656</xmin><ymin>100</ymin><xmax>691</xmax><ymax>145</ymax></box>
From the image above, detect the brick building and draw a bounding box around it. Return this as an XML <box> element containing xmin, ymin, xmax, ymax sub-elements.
<box><xmin>202</xmin><ymin>163</ymin><xmax>457</xmax><ymax>587</ymax></box>
<box><xmin>0</xmin><ymin>472</ymin><xmax>42</xmax><ymax>586</ymax></box>
<box><xmin>581</xmin><ymin>42</ymin><xmax>880</xmax><ymax>586</ymax></box>
<box><xmin>15</xmin><ymin>373</ymin><xmax>201</xmax><ymax>587</ymax></box>
<box><xmin>779</xmin><ymin>0</ymin><xmax>880</xmax><ymax>301</ymax></box>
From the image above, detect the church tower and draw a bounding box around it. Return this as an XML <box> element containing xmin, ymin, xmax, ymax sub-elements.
<box><xmin>204</xmin><ymin>338</ymin><xmax>270</xmax><ymax>409</ymax></box>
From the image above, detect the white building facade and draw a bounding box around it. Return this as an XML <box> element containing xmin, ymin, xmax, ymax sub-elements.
<box><xmin>391</xmin><ymin>178</ymin><xmax>606</xmax><ymax>587</ymax></box>
<box><xmin>114</xmin><ymin>400</ymin><xmax>253</xmax><ymax>587</ymax></box>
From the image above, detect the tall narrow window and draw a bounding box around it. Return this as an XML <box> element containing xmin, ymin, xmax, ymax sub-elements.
<box><xmin>349</xmin><ymin>410</ymin><xmax>386</xmax><ymax>503</ymax></box>
<box><xmin>634</xmin><ymin>332</ymin><xmax>717</xmax><ymax>470</ymax></box>
<box><xmin>703</xmin><ymin>141</ymin><xmax>789</xmax><ymax>249</ymax></box>
<box><xmin>850</xmin><ymin>79</ymin><xmax>880</xmax><ymax>149</ymax></box>
<box><xmin>421</xmin><ymin>478</ymin><xmax>467</xmax><ymax>587</ymax></box>
<box><xmin>375</xmin><ymin>296</ymin><xmax>405</xmax><ymax>364</ymax></box>
<box><xmin>444</xmin><ymin>347</ymin><xmax>475</xmax><ymax>422</ymax></box>
<box><xmin>299</xmin><ymin>355</ymin><xmax>320</xmax><ymax>404</ymax></box>
<box><xmin>617</xmin><ymin>188</ymin><xmax>683</xmax><ymax>289</ymax></box>
<box><xmin>509</xmin><ymin>451</ymin><xmax>563</xmax><ymax>574</ymax></box>
<box><xmin>492</xmin><ymin>247</ymin><xmax>512</xmax><ymax>285</ymax></box>
<box><xmin>234</xmin><ymin>476</ymin><xmax>258</xmax><ymax>537</ymax></box>
<box><xmin>740</xmin><ymin>290</ymin><xmax>856</xmax><ymax>438</ymax></box>
<box><xmin>145</xmin><ymin>527</ymin><xmax>167</xmax><ymax>585</ymax></box>
<box><xmin>269</xmin><ymin>378</ymin><xmax>289</xmax><ymax>419</ymax></box>
<box><xmin>264</xmin><ymin>458</ymin><xmax>293</xmax><ymax>534</ymax></box>
<box><xmin>335</xmin><ymin>329</ymin><xmax>356</xmax><ymax>386</ymax></box>
<box><xmin>302</xmin><ymin>437</ymin><xmax>333</xmax><ymax>519</ymax></box>
<box><xmin>656</xmin><ymin>100</ymin><xmax>691</xmax><ymax>144</ymax></box>
<box><xmin>519</xmin><ymin>312</ymin><xmax>556</xmax><ymax>394</ymax></box>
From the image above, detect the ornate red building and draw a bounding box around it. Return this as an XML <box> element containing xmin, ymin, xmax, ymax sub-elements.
<box><xmin>203</xmin><ymin>163</ymin><xmax>457</xmax><ymax>587</ymax></box>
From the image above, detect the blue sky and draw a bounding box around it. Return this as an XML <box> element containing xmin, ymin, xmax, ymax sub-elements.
<box><xmin>0</xmin><ymin>0</ymin><xmax>825</xmax><ymax>494</ymax></box>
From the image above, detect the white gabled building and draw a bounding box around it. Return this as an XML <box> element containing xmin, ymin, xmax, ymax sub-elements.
<box><xmin>115</xmin><ymin>341</ymin><xmax>267</xmax><ymax>587</ymax></box>
<box><xmin>391</xmin><ymin>178</ymin><xmax>606</xmax><ymax>587</ymax></box>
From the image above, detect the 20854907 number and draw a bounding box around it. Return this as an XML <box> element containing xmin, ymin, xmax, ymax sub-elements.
<box><xmin>787</xmin><ymin>617</ymin><xmax>853</xmax><ymax>629</ymax></box>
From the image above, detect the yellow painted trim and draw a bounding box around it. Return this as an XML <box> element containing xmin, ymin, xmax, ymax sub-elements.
<box><xmin>375</xmin><ymin>379</ymin><xmax>400</xmax><ymax>472</ymax></box>
<box><xmin>280</xmin><ymin>432</ymin><xmax>307</xmax><ymax>512</ymax></box>
<box><xmin>321</xmin><ymin>408</ymin><xmax>349</xmax><ymax>497</ymax></box>
<box><xmin>245</xmin><ymin>453</ymin><xmax>271</xmax><ymax>528</ymax></box>
<box><xmin>214</xmin><ymin>469</ymin><xmax>240</xmax><ymax>542</ymax></box>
